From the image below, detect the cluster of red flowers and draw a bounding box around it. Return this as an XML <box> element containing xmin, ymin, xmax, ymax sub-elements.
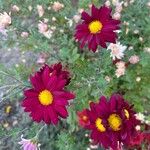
<box><xmin>77</xmin><ymin>94</ymin><xmax>141</xmax><ymax>149</ymax></box>
<box><xmin>75</xmin><ymin>5</ymin><xmax>120</xmax><ymax>52</ymax></box>
<box><xmin>127</xmin><ymin>124</ymin><xmax>150</xmax><ymax>149</ymax></box>
<box><xmin>22</xmin><ymin>63</ymin><xmax>75</xmax><ymax>124</ymax></box>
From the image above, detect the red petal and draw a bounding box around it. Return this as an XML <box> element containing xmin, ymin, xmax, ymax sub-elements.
<box><xmin>24</xmin><ymin>89</ymin><xmax>38</xmax><ymax>98</ymax></box>
<box><xmin>48</xmin><ymin>106</ymin><xmax>58</xmax><ymax>125</ymax></box>
<box><xmin>55</xmin><ymin>105</ymin><xmax>68</xmax><ymax>118</ymax></box>
<box><xmin>42</xmin><ymin>65</ymin><xmax>50</xmax><ymax>87</ymax></box>
<box><xmin>81</xmin><ymin>12</ymin><xmax>92</xmax><ymax>23</ymax></box>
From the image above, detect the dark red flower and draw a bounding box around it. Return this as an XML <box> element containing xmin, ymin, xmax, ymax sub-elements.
<box><xmin>128</xmin><ymin>131</ymin><xmax>144</xmax><ymax>147</ymax></box>
<box><xmin>75</xmin><ymin>5</ymin><xmax>120</xmax><ymax>52</ymax></box>
<box><xmin>144</xmin><ymin>132</ymin><xmax>150</xmax><ymax>144</ymax></box>
<box><xmin>39</xmin><ymin>62</ymin><xmax>70</xmax><ymax>85</ymax></box>
<box><xmin>77</xmin><ymin>109</ymin><xmax>90</xmax><ymax>127</ymax></box>
<box><xmin>22</xmin><ymin>63</ymin><xmax>75</xmax><ymax>124</ymax></box>
<box><xmin>85</xmin><ymin>94</ymin><xmax>140</xmax><ymax>149</ymax></box>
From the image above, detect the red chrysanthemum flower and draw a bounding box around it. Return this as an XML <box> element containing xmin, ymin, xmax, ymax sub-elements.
<box><xmin>128</xmin><ymin>131</ymin><xmax>144</xmax><ymax>147</ymax></box>
<box><xmin>85</xmin><ymin>94</ymin><xmax>140</xmax><ymax>149</ymax></box>
<box><xmin>75</xmin><ymin>5</ymin><xmax>120</xmax><ymax>52</ymax></box>
<box><xmin>77</xmin><ymin>109</ymin><xmax>90</xmax><ymax>127</ymax></box>
<box><xmin>39</xmin><ymin>62</ymin><xmax>70</xmax><ymax>85</ymax></box>
<box><xmin>22</xmin><ymin>63</ymin><xmax>75</xmax><ymax>124</ymax></box>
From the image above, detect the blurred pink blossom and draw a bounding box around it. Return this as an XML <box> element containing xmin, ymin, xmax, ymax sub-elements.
<box><xmin>73</xmin><ymin>15</ymin><xmax>81</xmax><ymax>23</ymax></box>
<box><xmin>116</xmin><ymin>61</ymin><xmax>126</xmax><ymax>69</ymax></box>
<box><xmin>115</xmin><ymin>68</ymin><xmax>125</xmax><ymax>78</ymax></box>
<box><xmin>108</xmin><ymin>42</ymin><xmax>127</xmax><ymax>60</ymax></box>
<box><xmin>36</xmin><ymin>53</ymin><xmax>49</xmax><ymax>65</ymax></box>
<box><xmin>105</xmin><ymin>1</ymin><xmax>111</xmax><ymax>7</ymax></box>
<box><xmin>12</xmin><ymin>5</ymin><xmax>20</xmax><ymax>12</ymax></box>
<box><xmin>37</xmin><ymin>5</ymin><xmax>44</xmax><ymax>17</ymax></box>
<box><xmin>38</xmin><ymin>21</ymin><xmax>48</xmax><ymax>33</ymax></box>
<box><xmin>88</xmin><ymin>4</ymin><xmax>92</xmax><ymax>9</ymax></box>
<box><xmin>115</xmin><ymin>61</ymin><xmax>126</xmax><ymax>78</ymax></box>
<box><xmin>113</xmin><ymin>12</ymin><xmax>121</xmax><ymax>20</ymax></box>
<box><xmin>115</xmin><ymin>3</ymin><xmax>123</xmax><ymax>13</ymax></box>
<box><xmin>21</xmin><ymin>32</ymin><xmax>29</xmax><ymax>38</ymax></box>
<box><xmin>78</xmin><ymin>8</ymin><xmax>84</xmax><ymax>14</ymax></box>
<box><xmin>129</xmin><ymin>55</ymin><xmax>140</xmax><ymax>64</ymax></box>
<box><xmin>0</xmin><ymin>12</ymin><xmax>11</xmax><ymax>28</ymax></box>
<box><xmin>18</xmin><ymin>135</ymin><xmax>40</xmax><ymax>150</ymax></box>
<box><xmin>52</xmin><ymin>2</ymin><xmax>64</xmax><ymax>12</ymax></box>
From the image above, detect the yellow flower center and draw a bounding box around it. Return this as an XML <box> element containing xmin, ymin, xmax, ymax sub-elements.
<box><xmin>88</xmin><ymin>20</ymin><xmax>103</xmax><ymax>34</ymax></box>
<box><xmin>95</xmin><ymin>118</ymin><xmax>106</xmax><ymax>132</ymax></box>
<box><xmin>108</xmin><ymin>114</ymin><xmax>122</xmax><ymax>131</ymax></box>
<box><xmin>38</xmin><ymin>90</ymin><xmax>53</xmax><ymax>106</ymax></box>
<box><xmin>124</xmin><ymin>109</ymin><xmax>129</xmax><ymax>119</ymax></box>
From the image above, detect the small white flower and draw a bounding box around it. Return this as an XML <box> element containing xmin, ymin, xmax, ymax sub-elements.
<box><xmin>37</xmin><ymin>5</ymin><xmax>44</xmax><ymax>17</ymax></box>
<box><xmin>105</xmin><ymin>76</ymin><xmax>111</xmax><ymax>82</ymax></box>
<box><xmin>136</xmin><ymin>77</ymin><xmax>141</xmax><ymax>82</ymax></box>
<box><xmin>144</xmin><ymin>47</ymin><xmax>150</xmax><ymax>53</ymax></box>
<box><xmin>135</xmin><ymin>113</ymin><xmax>145</xmax><ymax>123</ymax></box>
<box><xmin>108</xmin><ymin>42</ymin><xmax>127</xmax><ymax>60</ymax></box>
<box><xmin>43</xmin><ymin>30</ymin><xmax>53</xmax><ymax>39</ymax></box>
<box><xmin>73</xmin><ymin>15</ymin><xmax>81</xmax><ymax>23</ymax></box>
<box><xmin>135</xmin><ymin>125</ymin><xmax>141</xmax><ymax>131</ymax></box>
<box><xmin>105</xmin><ymin>1</ymin><xmax>111</xmax><ymax>7</ymax></box>
<box><xmin>12</xmin><ymin>5</ymin><xmax>20</xmax><ymax>12</ymax></box>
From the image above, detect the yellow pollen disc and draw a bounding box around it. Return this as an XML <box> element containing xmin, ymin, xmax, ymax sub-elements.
<box><xmin>38</xmin><ymin>90</ymin><xmax>53</xmax><ymax>106</ymax></box>
<box><xmin>82</xmin><ymin>116</ymin><xmax>88</xmax><ymax>121</ymax></box>
<box><xmin>88</xmin><ymin>20</ymin><xmax>103</xmax><ymax>34</ymax></box>
<box><xmin>124</xmin><ymin>109</ymin><xmax>129</xmax><ymax>119</ymax></box>
<box><xmin>108</xmin><ymin>114</ymin><xmax>122</xmax><ymax>131</ymax></box>
<box><xmin>95</xmin><ymin>118</ymin><xmax>106</xmax><ymax>132</ymax></box>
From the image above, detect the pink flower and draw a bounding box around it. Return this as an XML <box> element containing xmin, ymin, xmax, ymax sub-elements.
<box><xmin>115</xmin><ymin>61</ymin><xmax>126</xmax><ymax>78</ymax></box>
<box><xmin>37</xmin><ymin>5</ymin><xmax>44</xmax><ymax>17</ymax></box>
<box><xmin>129</xmin><ymin>55</ymin><xmax>140</xmax><ymax>64</ymax></box>
<box><xmin>115</xmin><ymin>3</ymin><xmax>123</xmax><ymax>13</ymax></box>
<box><xmin>116</xmin><ymin>61</ymin><xmax>126</xmax><ymax>69</ymax></box>
<box><xmin>0</xmin><ymin>12</ymin><xmax>11</xmax><ymax>28</ymax></box>
<box><xmin>12</xmin><ymin>5</ymin><xmax>20</xmax><ymax>12</ymax></box>
<box><xmin>105</xmin><ymin>1</ymin><xmax>111</xmax><ymax>7</ymax></box>
<box><xmin>105</xmin><ymin>76</ymin><xmax>111</xmax><ymax>82</ymax></box>
<box><xmin>113</xmin><ymin>12</ymin><xmax>121</xmax><ymax>20</ymax></box>
<box><xmin>36</xmin><ymin>53</ymin><xmax>49</xmax><ymax>65</ymax></box>
<box><xmin>78</xmin><ymin>8</ymin><xmax>84</xmax><ymax>14</ymax></box>
<box><xmin>52</xmin><ymin>2</ymin><xmax>64</xmax><ymax>12</ymax></box>
<box><xmin>73</xmin><ymin>15</ymin><xmax>81</xmax><ymax>23</ymax></box>
<box><xmin>38</xmin><ymin>21</ymin><xmax>48</xmax><ymax>33</ymax></box>
<box><xmin>21</xmin><ymin>32</ymin><xmax>29</xmax><ymax>38</ymax></box>
<box><xmin>18</xmin><ymin>135</ymin><xmax>40</xmax><ymax>150</ymax></box>
<box><xmin>108</xmin><ymin>42</ymin><xmax>126</xmax><ymax>60</ymax></box>
<box><xmin>115</xmin><ymin>68</ymin><xmax>125</xmax><ymax>78</ymax></box>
